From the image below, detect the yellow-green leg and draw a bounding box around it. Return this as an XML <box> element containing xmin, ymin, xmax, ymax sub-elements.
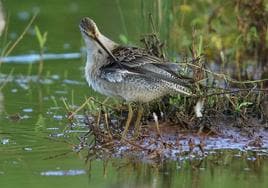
<box><xmin>121</xmin><ymin>103</ymin><xmax>133</xmax><ymax>139</ymax></box>
<box><xmin>134</xmin><ymin>103</ymin><xmax>144</xmax><ymax>137</ymax></box>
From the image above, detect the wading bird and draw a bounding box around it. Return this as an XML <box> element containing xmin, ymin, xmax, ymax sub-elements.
<box><xmin>79</xmin><ymin>17</ymin><xmax>197</xmax><ymax>137</ymax></box>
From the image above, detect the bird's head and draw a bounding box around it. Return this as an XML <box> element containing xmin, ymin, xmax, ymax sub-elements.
<box><xmin>79</xmin><ymin>17</ymin><xmax>100</xmax><ymax>40</ymax></box>
<box><xmin>79</xmin><ymin>17</ymin><xmax>118</xmax><ymax>61</ymax></box>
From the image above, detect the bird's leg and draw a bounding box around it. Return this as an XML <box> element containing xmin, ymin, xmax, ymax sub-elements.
<box><xmin>121</xmin><ymin>103</ymin><xmax>133</xmax><ymax>139</ymax></box>
<box><xmin>134</xmin><ymin>103</ymin><xmax>144</xmax><ymax>137</ymax></box>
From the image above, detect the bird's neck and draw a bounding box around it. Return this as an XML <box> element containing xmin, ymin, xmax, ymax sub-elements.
<box><xmin>98</xmin><ymin>33</ymin><xmax>118</xmax><ymax>51</ymax></box>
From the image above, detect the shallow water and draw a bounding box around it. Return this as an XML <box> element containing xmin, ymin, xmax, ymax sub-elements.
<box><xmin>0</xmin><ymin>1</ymin><xmax>268</xmax><ymax>188</ymax></box>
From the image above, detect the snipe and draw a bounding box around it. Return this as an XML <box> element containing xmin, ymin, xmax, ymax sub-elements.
<box><xmin>79</xmin><ymin>17</ymin><xmax>196</xmax><ymax>137</ymax></box>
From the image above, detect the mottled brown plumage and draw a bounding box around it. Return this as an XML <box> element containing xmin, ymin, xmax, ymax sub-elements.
<box><xmin>79</xmin><ymin>17</ymin><xmax>194</xmax><ymax>103</ymax></box>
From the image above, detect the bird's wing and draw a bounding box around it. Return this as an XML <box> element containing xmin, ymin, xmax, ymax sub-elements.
<box><xmin>99</xmin><ymin>64</ymin><xmax>193</xmax><ymax>96</ymax></box>
<box><xmin>111</xmin><ymin>46</ymin><xmax>165</xmax><ymax>67</ymax></box>
<box><xmin>106</xmin><ymin>46</ymin><xmax>194</xmax><ymax>86</ymax></box>
<box><xmin>99</xmin><ymin>65</ymin><xmax>140</xmax><ymax>83</ymax></box>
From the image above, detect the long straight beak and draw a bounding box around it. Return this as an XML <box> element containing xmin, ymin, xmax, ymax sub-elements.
<box><xmin>94</xmin><ymin>36</ymin><xmax>118</xmax><ymax>62</ymax></box>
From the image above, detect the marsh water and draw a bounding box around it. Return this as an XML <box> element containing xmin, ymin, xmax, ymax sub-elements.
<box><xmin>1</xmin><ymin>1</ymin><xmax>268</xmax><ymax>188</ymax></box>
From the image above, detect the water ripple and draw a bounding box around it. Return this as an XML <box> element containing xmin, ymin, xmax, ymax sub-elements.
<box><xmin>40</xmin><ymin>169</ymin><xmax>86</xmax><ymax>176</ymax></box>
<box><xmin>0</xmin><ymin>53</ymin><xmax>81</xmax><ymax>63</ymax></box>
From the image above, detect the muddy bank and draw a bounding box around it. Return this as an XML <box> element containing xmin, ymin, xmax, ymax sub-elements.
<box><xmin>71</xmin><ymin>113</ymin><xmax>268</xmax><ymax>162</ymax></box>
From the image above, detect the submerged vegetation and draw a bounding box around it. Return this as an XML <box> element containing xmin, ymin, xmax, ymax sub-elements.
<box><xmin>34</xmin><ymin>25</ymin><xmax>48</xmax><ymax>76</ymax></box>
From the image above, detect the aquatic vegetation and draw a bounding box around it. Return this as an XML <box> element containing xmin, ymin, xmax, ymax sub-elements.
<box><xmin>0</xmin><ymin>14</ymin><xmax>37</xmax><ymax>90</ymax></box>
<box><xmin>34</xmin><ymin>25</ymin><xmax>48</xmax><ymax>76</ymax></box>
<box><xmin>0</xmin><ymin>14</ymin><xmax>37</xmax><ymax>58</ymax></box>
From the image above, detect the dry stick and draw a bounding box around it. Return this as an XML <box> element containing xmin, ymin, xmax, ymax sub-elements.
<box><xmin>43</xmin><ymin>151</ymin><xmax>74</xmax><ymax>160</ymax></box>
<box><xmin>68</xmin><ymin>97</ymin><xmax>93</xmax><ymax>119</ymax></box>
<box><xmin>183</xmin><ymin>59</ymin><xmax>268</xmax><ymax>97</ymax></box>
<box><xmin>245</xmin><ymin>85</ymin><xmax>257</xmax><ymax>98</ymax></box>
<box><xmin>68</xmin><ymin>97</ymin><xmax>115</xmax><ymax>120</ymax></box>
<box><xmin>104</xmin><ymin>112</ymin><xmax>113</xmax><ymax>139</ymax></box>
<box><xmin>185</xmin><ymin>62</ymin><xmax>268</xmax><ymax>84</ymax></box>
<box><xmin>257</xmin><ymin>83</ymin><xmax>263</xmax><ymax>106</ymax></box>
<box><xmin>153</xmin><ymin>112</ymin><xmax>162</xmax><ymax>139</ymax></box>
<box><xmin>120</xmin><ymin>136</ymin><xmax>149</xmax><ymax>151</ymax></box>
<box><xmin>96</xmin><ymin>110</ymin><xmax>101</xmax><ymax>127</ymax></box>
<box><xmin>46</xmin><ymin>137</ymin><xmax>76</xmax><ymax>148</ymax></box>
<box><xmin>202</xmin><ymin>88</ymin><xmax>268</xmax><ymax>98</ymax></box>
<box><xmin>4</xmin><ymin>13</ymin><xmax>37</xmax><ymax>57</ymax></box>
<box><xmin>149</xmin><ymin>13</ymin><xmax>157</xmax><ymax>34</ymax></box>
<box><xmin>90</xmin><ymin>97</ymin><xmax>116</xmax><ymax>110</ymax></box>
<box><xmin>153</xmin><ymin>112</ymin><xmax>166</xmax><ymax>149</ymax></box>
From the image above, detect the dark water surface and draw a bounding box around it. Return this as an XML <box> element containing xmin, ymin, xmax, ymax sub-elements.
<box><xmin>1</xmin><ymin>1</ymin><xmax>268</xmax><ymax>188</ymax></box>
